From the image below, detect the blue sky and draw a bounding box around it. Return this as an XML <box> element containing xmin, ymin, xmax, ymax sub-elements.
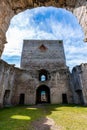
<box><xmin>1</xmin><ymin>7</ymin><xmax>87</xmax><ymax>71</ymax></box>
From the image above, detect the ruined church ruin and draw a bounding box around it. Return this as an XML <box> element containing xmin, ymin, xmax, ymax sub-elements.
<box><xmin>0</xmin><ymin>0</ymin><xmax>87</xmax><ymax>107</ymax></box>
<box><xmin>0</xmin><ymin>39</ymin><xmax>87</xmax><ymax>107</ymax></box>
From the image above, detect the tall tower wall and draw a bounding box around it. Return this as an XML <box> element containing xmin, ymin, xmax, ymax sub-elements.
<box><xmin>21</xmin><ymin>40</ymin><xmax>66</xmax><ymax>71</ymax></box>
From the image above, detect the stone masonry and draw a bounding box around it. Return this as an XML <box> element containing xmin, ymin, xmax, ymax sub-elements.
<box><xmin>21</xmin><ymin>40</ymin><xmax>66</xmax><ymax>70</ymax></box>
<box><xmin>71</xmin><ymin>63</ymin><xmax>87</xmax><ymax>105</ymax></box>
<box><xmin>20</xmin><ymin>40</ymin><xmax>72</xmax><ymax>104</ymax></box>
<box><xmin>0</xmin><ymin>40</ymin><xmax>87</xmax><ymax>107</ymax></box>
<box><xmin>0</xmin><ymin>40</ymin><xmax>73</xmax><ymax>107</ymax></box>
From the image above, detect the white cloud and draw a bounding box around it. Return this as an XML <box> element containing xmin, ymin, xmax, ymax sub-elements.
<box><xmin>2</xmin><ymin>7</ymin><xmax>87</xmax><ymax>70</ymax></box>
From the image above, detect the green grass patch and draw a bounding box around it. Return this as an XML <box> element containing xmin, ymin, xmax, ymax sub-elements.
<box><xmin>45</xmin><ymin>104</ymin><xmax>87</xmax><ymax>130</ymax></box>
<box><xmin>0</xmin><ymin>104</ymin><xmax>87</xmax><ymax>130</ymax></box>
<box><xmin>0</xmin><ymin>106</ymin><xmax>43</xmax><ymax>130</ymax></box>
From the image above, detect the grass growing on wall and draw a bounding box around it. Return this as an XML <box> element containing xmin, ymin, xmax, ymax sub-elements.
<box><xmin>0</xmin><ymin>104</ymin><xmax>87</xmax><ymax>130</ymax></box>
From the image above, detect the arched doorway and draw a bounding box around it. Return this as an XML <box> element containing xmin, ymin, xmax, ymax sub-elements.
<box><xmin>36</xmin><ymin>85</ymin><xmax>50</xmax><ymax>104</ymax></box>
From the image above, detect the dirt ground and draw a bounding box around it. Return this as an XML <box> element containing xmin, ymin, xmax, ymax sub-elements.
<box><xmin>31</xmin><ymin>117</ymin><xmax>60</xmax><ymax>130</ymax></box>
<box><xmin>29</xmin><ymin>104</ymin><xmax>61</xmax><ymax>130</ymax></box>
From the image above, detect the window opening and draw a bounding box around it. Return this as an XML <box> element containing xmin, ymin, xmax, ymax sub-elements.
<box><xmin>41</xmin><ymin>75</ymin><xmax>46</xmax><ymax>81</ymax></box>
<box><xmin>39</xmin><ymin>69</ymin><xmax>48</xmax><ymax>81</ymax></box>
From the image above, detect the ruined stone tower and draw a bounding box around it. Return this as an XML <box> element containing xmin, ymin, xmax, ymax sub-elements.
<box><xmin>1</xmin><ymin>39</ymin><xmax>87</xmax><ymax>107</ymax></box>
<box><xmin>21</xmin><ymin>40</ymin><xmax>66</xmax><ymax>70</ymax></box>
<box><xmin>19</xmin><ymin>40</ymin><xmax>72</xmax><ymax>104</ymax></box>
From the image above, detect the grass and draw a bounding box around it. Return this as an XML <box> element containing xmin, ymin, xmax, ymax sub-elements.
<box><xmin>0</xmin><ymin>104</ymin><xmax>87</xmax><ymax>130</ymax></box>
<box><xmin>46</xmin><ymin>104</ymin><xmax>87</xmax><ymax>130</ymax></box>
<box><xmin>0</xmin><ymin>106</ymin><xmax>43</xmax><ymax>130</ymax></box>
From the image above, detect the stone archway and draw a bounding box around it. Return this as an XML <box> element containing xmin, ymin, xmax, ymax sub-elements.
<box><xmin>36</xmin><ymin>85</ymin><xmax>50</xmax><ymax>104</ymax></box>
<box><xmin>0</xmin><ymin>0</ymin><xmax>87</xmax><ymax>56</ymax></box>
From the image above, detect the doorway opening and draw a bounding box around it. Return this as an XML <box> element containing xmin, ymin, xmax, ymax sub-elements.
<box><xmin>3</xmin><ymin>90</ymin><xmax>10</xmax><ymax>105</ymax></box>
<box><xmin>36</xmin><ymin>85</ymin><xmax>50</xmax><ymax>104</ymax></box>
<box><xmin>76</xmin><ymin>90</ymin><xmax>84</xmax><ymax>105</ymax></box>
<box><xmin>19</xmin><ymin>94</ymin><xmax>25</xmax><ymax>105</ymax></box>
<box><xmin>62</xmin><ymin>93</ymin><xmax>68</xmax><ymax>104</ymax></box>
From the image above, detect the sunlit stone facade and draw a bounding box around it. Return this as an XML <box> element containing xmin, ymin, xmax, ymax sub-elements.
<box><xmin>16</xmin><ymin>40</ymin><xmax>72</xmax><ymax>105</ymax></box>
<box><xmin>0</xmin><ymin>40</ymin><xmax>87</xmax><ymax>107</ymax></box>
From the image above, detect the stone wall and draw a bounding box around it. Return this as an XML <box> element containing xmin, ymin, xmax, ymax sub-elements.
<box><xmin>71</xmin><ymin>63</ymin><xmax>87</xmax><ymax>105</ymax></box>
<box><xmin>11</xmin><ymin>69</ymin><xmax>36</xmax><ymax>105</ymax></box>
<box><xmin>12</xmin><ymin>68</ymin><xmax>73</xmax><ymax>105</ymax></box>
<box><xmin>0</xmin><ymin>60</ymin><xmax>15</xmax><ymax>107</ymax></box>
<box><xmin>0</xmin><ymin>0</ymin><xmax>87</xmax><ymax>56</ymax></box>
<box><xmin>49</xmin><ymin>69</ymin><xmax>72</xmax><ymax>104</ymax></box>
<box><xmin>21</xmin><ymin>40</ymin><xmax>66</xmax><ymax>70</ymax></box>
<box><xmin>1</xmin><ymin>38</ymin><xmax>87</xmax><ymax>106</ymax></box>
<box><xmin>20</xmin><ymin>40</ymin><xmax>72</xmax><ymax>104</ymax></box>
<box><xmin>0</xmin><ymin>59</ymin><xmax>73</xmax><ymax>107</ymax></box>
<box><xmin>1</xmin><ymin>59</ymin><xmax>87</xmax><ymax>107</ymax></box>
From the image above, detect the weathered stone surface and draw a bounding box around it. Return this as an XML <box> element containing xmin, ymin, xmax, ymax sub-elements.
<box><xmin>0</xmin><ymin>0</ymin><xmax>87</xmax><ymax>56</ymax></box>
<box><xmin>21</xmin><ymin>40</ymin><xmax>66</xmax><ymax>70</ymax></box>
<box><xmin>1</xmin><ymin>39</ymin><xmax>87</xmax><ymax>107</ymax></box>
<box><xmin>0</xmin><ymin>0</ymin><xmax>14</xmax><ymax>55</ymax></box>
<box><xmin>72</xmin><ymin>63</ymin><xmax>87</xmax><ymax>105</ymax></box>
<box><xmin>73</xmin><ymin>0</ymin><xmax>87</xmax><ymax>42</ymax></box>
<box><xmin>0</xmin><ymin>40</ymin><xmax>73</xmax><ymax>107</ymax></box>
<box><xmin>20</xmin><ymin>40</ymin><xmax>72</xmax><ymax>104</ymax></box>
<box><xmin>0</xmin><ymin>60</ymin><xmax>15</xmax><ymax>107</ymax></box>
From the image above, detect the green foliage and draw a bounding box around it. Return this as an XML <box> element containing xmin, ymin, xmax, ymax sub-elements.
<box><xmin>0</xmin><ymin>104</ymin><xmax>87</xmax><ymax>130</ymax></box>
